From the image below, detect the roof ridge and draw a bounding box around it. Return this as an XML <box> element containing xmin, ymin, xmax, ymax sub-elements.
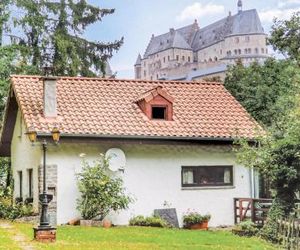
<box><xmin>10</xmin><ymin>75</ymin><xmax>223</xmax><ymax>85</ymax></box>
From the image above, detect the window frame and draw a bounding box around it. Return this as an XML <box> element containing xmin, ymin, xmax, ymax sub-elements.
<box><xmin>181</xmin><ymin>165</ymin><xmax>233</xmax><ymax>187</ymax></box>
<box><xmin>151</xmin><ymin>105</ymin><xmax>167</xmax><ymax>120</ymax></box>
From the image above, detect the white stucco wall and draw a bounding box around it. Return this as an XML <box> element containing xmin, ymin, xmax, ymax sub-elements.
<box><xmin>11</xmin><ymin>111</ymin><xmax>42</xmax><ymax>211</ymax></box>
<box><xmin>11</xmin><ymin>110</ymin><xmax>253</xmax><ymax>227</ymax></box>
<box><xmin>45</xmin><ymin>141</ymin><xmax>252</xmax><ymax>227</ymax></box>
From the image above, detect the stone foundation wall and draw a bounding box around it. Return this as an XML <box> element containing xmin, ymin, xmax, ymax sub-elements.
<box><xmin>38</xmin><ymin>165</ymin><xmax>57</xmax><ymax>225</ymax></box>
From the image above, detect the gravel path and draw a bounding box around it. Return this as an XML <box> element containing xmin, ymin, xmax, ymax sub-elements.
<box><xmin>0</xmin><ymin>221</ymin><xmax>36</xmax><ymax>250</ymax></box>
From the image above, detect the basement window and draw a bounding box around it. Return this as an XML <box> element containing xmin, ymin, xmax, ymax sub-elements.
<box><xmin>152</xmin><ymin>106</ymin><xmax>166</xmax><ymax>120</ymax></box>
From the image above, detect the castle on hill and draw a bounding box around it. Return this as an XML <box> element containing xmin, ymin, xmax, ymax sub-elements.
<box><xmin>134</xmin><ymin>0</ymin><xmax>269</xmax><ymax>81</ymax></box>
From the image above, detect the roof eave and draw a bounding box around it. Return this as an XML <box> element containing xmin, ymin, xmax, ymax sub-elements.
<box><xmin>37</xmin><ymin>132</ymin><xmax>257</xmax><ymax>143</ymax></box>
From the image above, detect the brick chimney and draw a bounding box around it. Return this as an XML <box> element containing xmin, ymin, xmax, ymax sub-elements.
<box><xmin>43</xmin><ymin>77</ymin><xmax>57</xmax><ymax>118</ymax></box>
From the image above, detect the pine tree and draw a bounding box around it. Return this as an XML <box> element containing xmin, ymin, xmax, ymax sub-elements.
<box><xmin>0</xmin><ymin>0</ymin><xmax>10</xmax><ymax>46</ymax></box>
<box><xmin>14</xmin><ymin>0</ymin><xmax>123</xmax><ymax>76</ymax></box>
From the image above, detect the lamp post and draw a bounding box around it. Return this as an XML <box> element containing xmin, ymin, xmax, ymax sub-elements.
<box><xmin>26</xmin><ymin>126</ymin><xmax>60</xmax><ymax>241</ymax></box>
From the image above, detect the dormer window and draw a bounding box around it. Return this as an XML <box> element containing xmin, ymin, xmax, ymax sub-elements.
<box><xmin>136</xmin><ymin>86</ymin><xmax>174</xmax><ymax>121</ymax></box>
<box><xmin>152</xmin><ymin>106</ymin><xmax>166</xmax><ymax>120</ymax></box>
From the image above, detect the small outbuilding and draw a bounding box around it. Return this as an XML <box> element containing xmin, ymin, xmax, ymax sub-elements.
<box><xmin>0</xmin><ymin>75</ymin><xmax>261</xmax><ymax>226</ymax></box>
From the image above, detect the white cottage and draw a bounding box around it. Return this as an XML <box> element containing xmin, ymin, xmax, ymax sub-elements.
<box><xmin>0</xmin><ymin>75</ymin><xmax>261</xmax><ymax>227</ymax></box>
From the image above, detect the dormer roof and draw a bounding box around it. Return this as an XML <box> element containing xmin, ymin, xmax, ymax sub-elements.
<box><xmin>136</xmin><ymin>86</ymin><xmax>174</xmax><ymax>103</ymax></box>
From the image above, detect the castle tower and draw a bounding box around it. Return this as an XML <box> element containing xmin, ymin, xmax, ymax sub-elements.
<box><xmin>134</xmin><ymin>54</ymin><xmax>142</xmax><ymax>79</ymax></box>
<box><xmin>238</xmin><ymin>0</ymin><xmax>243</xmax><ymax>13</ymax></box>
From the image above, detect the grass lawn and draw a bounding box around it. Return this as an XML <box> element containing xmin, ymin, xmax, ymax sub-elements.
<box><xmin>0</xmin><ymin>227</ymin><xmax>21</xmax><ymax>250</ymax></box>
<box><xmin>11</xmin><ymin>222</ymin><xmax>279</xmax><ymax>250</ymax></box>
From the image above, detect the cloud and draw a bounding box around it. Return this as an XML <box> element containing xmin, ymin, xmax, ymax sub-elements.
<box><xmin>260</xmin><ymin>7</ymin><xmax>300</xmax><ymax>23</ymax></box>
<box><xmin>176</xmin><ymin>2</ymin><xmax>225</xmax><ymax>22</ymax></box>
<box><xmin>278</xmin><ymin>0</ymin><xmax>300</xmax><ymax>8</ymax></box>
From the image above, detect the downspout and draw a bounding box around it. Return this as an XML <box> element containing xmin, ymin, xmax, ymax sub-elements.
<box><xmin>250</xmin><ymin>166</ymin><xmax>255</xmax><ymax>198</ymax></box>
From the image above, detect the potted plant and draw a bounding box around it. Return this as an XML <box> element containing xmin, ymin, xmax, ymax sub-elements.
<box><xmin>183</xmin><ymin>211</ymin><xmax>211</xmax><ymax>230</ymax></box>
<box><xmin>76</xmin><ymin>154</ymin><xmax>132</xmax><ymax>227</ymax></box>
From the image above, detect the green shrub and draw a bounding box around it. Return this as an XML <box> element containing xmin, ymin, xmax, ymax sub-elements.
<box><xmin>76</xmin><ymin>154</ymin><xmax>132</xmax><ymax>220</ymax></box>
<box><xmin>182</xmin><ymin>211</ymin><xmax>211</xmax><ymax>228</ymax></box>
<box><xmin>232</xmin><ymin>220</ymin><xmax>259</xmax><ymax>237</ymax></box>
<box><xmin>129</xmin><ymin>215</ymin><xmax>171</xmax><ymax>228</ymax></box>
<box><xmin>0</xmin><ymin>189</ymin><xmax>33</xmax><ymax>220</ymax></box>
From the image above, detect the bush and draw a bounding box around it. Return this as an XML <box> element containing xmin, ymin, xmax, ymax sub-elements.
<box><xmin>0</xmin><ymin>188</ymin><xmax>33</xmax><ymax>220</ymax></box>
<box><xmin>129</xmin><ymin>215</ymin><xmax>171</xmax><ymax>228</ymax></box>
<box><xmin>232</xmin><ymin>220</ymin><xmax>259</xmax><ymax>237</ymax></box>
<box><xmin>182</xmin><ymin>211</ymin><xmax>211</xmax><ymax>228</ymax></box>
<box><xmin>76</xmin><ymin>154</ymin><xmax>132</xmax><ymax>220</ymax></box>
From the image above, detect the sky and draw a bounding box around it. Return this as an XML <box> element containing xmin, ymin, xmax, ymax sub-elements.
<box><xmin>85</xmin><ymin>0</ymin><xmax>300</xmax><ymax>78</ymax></box>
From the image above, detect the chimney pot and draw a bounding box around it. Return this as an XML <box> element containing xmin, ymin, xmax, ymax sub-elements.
<box><xmin>43</xmin><ymin>77</ymin><xmax>57</xmax><ymax>118</ymax></box>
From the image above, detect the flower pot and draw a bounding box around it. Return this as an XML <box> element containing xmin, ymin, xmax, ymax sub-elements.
<box><xmin>102</xmin><ymin>219</ymin><xmax>112</xmax><ymax>228</ymax></box>
<box><xmin>80</xmin><ymin>220</ymin><xmax>102</xmax><ymax>227</ymax></box>
<box><xmin>189</xmin><ymin>221</ymin><xmax>209</xmax><ymax>230</ymax></box>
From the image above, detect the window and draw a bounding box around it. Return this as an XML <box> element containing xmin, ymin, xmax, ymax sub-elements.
<box><xmin>163</xmin><ymin>57</ymin><xmax>165</xmax><ymax>63</ymax></box>
<box><xmin>245</xmin><ymin>36</ymin><xmax>250</xmax><ymax>42</ymax></box>
<box><xmin>28</xmin><ymin>169</ymin><xmax>33</xmax><ymax>198</ymax></box>
<box><xmin>176</xmin><ymin>55</ymin><xmax>179</xmax><ymax>61</ymax></box>
<box><xmin>18</xmin><ymin>171</ymin><xmax>23</xmax><ymax>198</ymax></box>
<box><xmin>181</xmin><ymin>166</ymin><xmax>233</xmax><ymax>187</ymax></box>
<box><xmin>188</xmin><ymin>56</ymin><xmax>191</xmax><ymax>62</ymax></box>
<box><xmin>235</xmin><ymin>37</ymin><xmax>239</xmax><ymax>43</ymax></box>
<box><xmin>144</xmin><ymin>70</ymin><xmax>146</xmax><ymax>77</ymax></box>
<box><xmin>151</xmin><ymin>106</ymin><xmax>166</xmax><ymax>120</ymax></box>
<box><xmin>255</xmin><ymin>48</ymin><xmax>259</xmax><ymax>54</ymax></box>
<box><xmin>261</xmin><ymin>48</ymin><xmax>264</xmax><ymax>54</ymax></box>
<box><xmin>244</xmin><ymin>48</ymin><xmax>248</xmax><ymax>54</ymax></box>
<box><xmin>182</xmin><ymin>56</ymin><xmax>185</xmax><ymax>61</ymax></box>
<box><xmin>168</xmin><ymin>55</ymin><xmax>170</xmax><ymax>61</ymax></box>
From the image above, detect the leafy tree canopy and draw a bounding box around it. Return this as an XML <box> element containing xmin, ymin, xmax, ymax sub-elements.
<box><xmin>268</xmin><ymin>12</ymin><xmax>300</xmax><ymax>65</ymax></box>
<box><xmin>226</xmin><ymin>12</ymin><xmax>300</xmax><ymax>242</ymax></box>
<box><xmin>224</xmin><ymin>58</ymin><xmax>300</xmax><ymax>127</ymax></box>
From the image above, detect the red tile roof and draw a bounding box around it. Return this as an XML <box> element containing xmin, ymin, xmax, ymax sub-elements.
<box><xmin>10</xmin><ymin>75</ymin><xmax>261</xmax><ymax>140</ymax></box>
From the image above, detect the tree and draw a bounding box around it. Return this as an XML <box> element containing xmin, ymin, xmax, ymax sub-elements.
<box><xmin>226</xmin><ymin>13</ymin><xmax>300</xmax><ymax>241</ymax></box>
<box><xmin>269</xmin><ymin>12</ymin><xmax>300</xmax><ymax>65</ymax></box>
<box><xmin>76</xmin><ymin>154</ymin><xmax>132</xmax><ymax>220</ymax></box>
<box><xmin>13</xmin><ymin>0</ymin><xmax>123</xmax><ymax>76</ymax></box>
<box><xmin>224</xmin><ymin>58</ymin><xmax>300</xmax><ymax>127</ymax></box>
<box><xmin>236</xmin><ymin>101</ymin><xmax>300</xmax><ymax>242</ymax></box>
<box><xmin>0</xmin><ymin>0</ymin><xmax>10</xmax><ymax>46</ymax></box>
